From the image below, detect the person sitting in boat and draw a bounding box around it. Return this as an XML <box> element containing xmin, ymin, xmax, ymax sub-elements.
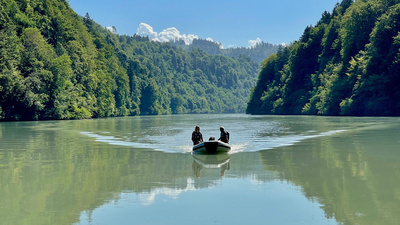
<box><xmin>192</xmin><ymin>126</ymin><xmax>204</xmax><ymax>145</ymax></box>
<box><xmin>218</xmin><ymin>126</ymin><xmax>229</xmax><ymax>143</ymax></box>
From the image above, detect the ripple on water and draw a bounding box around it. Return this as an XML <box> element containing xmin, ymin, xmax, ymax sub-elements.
<box><xmin>80</xmin><ymin>129</ymin><xmax>346</xmax><ymax>154</ymax></box>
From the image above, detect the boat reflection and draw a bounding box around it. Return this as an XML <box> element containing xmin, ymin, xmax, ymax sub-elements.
<box><xmin>192</xmin><ymin>153</ymin><xmax>230</xmax><ymax>178</ymax></box>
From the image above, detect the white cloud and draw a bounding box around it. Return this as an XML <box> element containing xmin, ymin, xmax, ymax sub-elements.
<box><xmin>248</xmin><ymin>38</ymin><xmax>262</xmax><ymax>48</ymax></box>
<box><xmin>106</xmin><ymin>26</ymin><xmax>117</xmax><ymax>34</ymax></box>
<box><xmin>137</xmin><ymin>23</ymin><xmax>272</xmax><ymax>49</ymax></box>
<box><xmin>136</xmin><ymin>23</ymin><xmax>198</xmax><ymax>45</ymax></box>
<box><xmin>206</xmin><ymin>37</ymin><xmax>214</xmax><ymax>42</ymax></box>
<box><xmin>181</xmin><ymin>34</ymin><xmax>199</xmax><ymax>45</ymax></box>
<box><xmin>137</xmin><ymin>23</ymin><xmax>158</xmax><ymax>40</ymax></box>
<box><xmin>158</xmin><ymin>27</ymin><xmax>181</xmax><ymax>42</ymax></box>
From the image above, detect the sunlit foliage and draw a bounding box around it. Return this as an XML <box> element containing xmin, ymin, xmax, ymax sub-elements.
<box><xmin>247</xmin><ymin>0</ymin><xmax>400</xmax><ymax>116</ymax></box>
<box><xmin>0</xmin><ymin>0</ymin><xmax>260</xmax><ymax>120</ymax></box>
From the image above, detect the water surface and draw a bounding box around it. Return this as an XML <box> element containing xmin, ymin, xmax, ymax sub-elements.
<box><xmin>0</xmin><ymin>114</ymin><xmax>399</xmax><ymax>225</ymax></box>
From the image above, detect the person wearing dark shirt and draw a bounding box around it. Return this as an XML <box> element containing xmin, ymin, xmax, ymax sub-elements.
<box><xmin>218</xmin><ymin>126</ymin><xmax>229</xmax><ymax>143</ymax></box>
<box><xmin>192</xmin><ymin>126</ymin><xmax>204</xmax><ymax>145</ymax></box>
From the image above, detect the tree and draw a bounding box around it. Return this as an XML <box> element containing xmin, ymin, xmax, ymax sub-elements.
<box><xmin>140</xmin><ymin>78</ymin><xmax>161</xmax><ymax>115</ymax></box>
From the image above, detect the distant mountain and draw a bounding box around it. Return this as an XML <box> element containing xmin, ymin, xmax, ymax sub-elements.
<box><xmin>247</xmin><ymin>0</ymin><xmax>400</xmax><ymax>116</ymax></box>
<box><xmin>171</xmin><ymin>38</ymin><xmax>281</xmax><ymax>63</ymax></box>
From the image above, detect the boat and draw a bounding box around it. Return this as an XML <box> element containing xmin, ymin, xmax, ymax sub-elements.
<box><xmin>192</xmin><ymin>140</ymin><xmax>231</xmax><ymax>154</ymax></box>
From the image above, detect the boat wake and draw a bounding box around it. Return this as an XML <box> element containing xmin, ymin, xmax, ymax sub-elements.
<box><xmin>80</xmin><ymin>131</ymin><xmax>193</xmax><ymax>153</ymax></box>
<box><xmin>230</xmin><ymin>129</ymin><xmax>346</xmax><ymax>153</ymax></box>
<box><xmin>80</xmin><ymin>129</ymin><xmax>346</xmax><ymax>154</ymax></box>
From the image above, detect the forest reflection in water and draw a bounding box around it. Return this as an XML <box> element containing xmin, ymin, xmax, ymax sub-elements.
<box><xmin>0</xmin><ymin>114</ymin><xmax>399</xmax><ymax>225</ymax></box>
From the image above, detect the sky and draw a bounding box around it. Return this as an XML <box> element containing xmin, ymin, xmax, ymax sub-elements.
<box><xmin>68</xmin><ymin>0</ymin><xmax>340</xmax><ymax>48</ymax></box>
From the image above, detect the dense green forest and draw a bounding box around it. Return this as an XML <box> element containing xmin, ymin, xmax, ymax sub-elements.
<box><xmin>247</xmin><ymin>0</ymin><xmax>400</xmax><ymax>116</ymax></box>
<box><xmin>0</xmin><ymin>0</ymin><xmax>260</xmax><ymax>121</ymax></box>
<box><xmin>172</xmin><ymin>38</ymin><xmax>280</xmax><ymax>63</ymax></box>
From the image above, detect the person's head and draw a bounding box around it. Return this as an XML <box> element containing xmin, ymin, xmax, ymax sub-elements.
<box><xmin>195</xmin><ymin>126</ymin><xmax>200</xmax><ymax>132</ymax></box>
<box><xmin>220</xmin><ymin>126</ymin><xmax>224</xmax><ymax>132</ymax></box>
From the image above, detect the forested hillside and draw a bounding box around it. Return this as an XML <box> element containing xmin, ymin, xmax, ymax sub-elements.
<box><xmin>172</xmin><ymin>38</ymin><xmax>280</xmax><ymax>63</ymax></box>
<box><xmin>0</xmin><ymin>0</ymin><xmax>259</xmax><ymax>121</ymax></box>
<box><xmin>247</xmin><ymin>0</ymin><xmax>400</xmax><ymax>116</ymax></box>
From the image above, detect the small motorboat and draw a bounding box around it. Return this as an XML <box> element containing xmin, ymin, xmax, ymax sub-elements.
<box><xmin>192</xmin><ymin>140</ymin><xmax>231</xmax><ymax>154</ymax></box>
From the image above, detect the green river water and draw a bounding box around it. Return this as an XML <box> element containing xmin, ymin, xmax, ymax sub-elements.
<box><xmin>0</xmin><ymin>114</ymin><xmax>399</xmax><ymax>225</ymax></box>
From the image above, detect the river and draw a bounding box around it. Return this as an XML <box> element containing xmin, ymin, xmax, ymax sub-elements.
<box><xmin>0</xmin><ymin>114</ymin><xmax>399</xmax><ymax>225</ymax></box>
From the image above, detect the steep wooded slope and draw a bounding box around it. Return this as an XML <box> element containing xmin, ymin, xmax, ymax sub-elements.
<box><xmin>247</xmin><ymin>0</ymin><xmax>400</xmax><ymax>116</ymax></box>
<box><xmin>0</xmin><ymin>0</ymin><xmax>259</xmax><ymax>120</ymax></box>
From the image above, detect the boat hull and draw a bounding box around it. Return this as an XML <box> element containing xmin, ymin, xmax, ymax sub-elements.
<box><xmin>192</xmin><ymin>141</ymin><xmax>231</xmax><ymax>154</ymax></box>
